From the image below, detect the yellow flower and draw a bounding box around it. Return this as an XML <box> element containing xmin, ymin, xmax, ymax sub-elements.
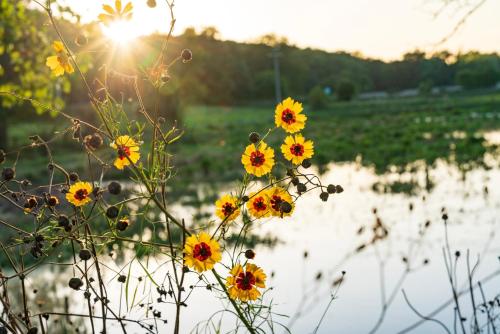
<box><xmin>246</xmin><ymin>192</ymin><xmax>270</xmax><ymax>218</ymax></box>
<box><xmin>215</xmin><ymin>194</ymin><xmax>240</xmax><ymax>222</ymax></box>
<box><xmin>98</xmin><ymin>0</ymin><xmax>133</xmax><ymax>26</ymax></box>
<box><xmin>226</xmin><ymin>263</ymin><xmax>267</xmax><ymax>302</ymax></box>
<box><xmin>275</xmin><ymin>97</ymin><xmax>307</xmax><ymax>133</ymax></box>
<box><xmin>45</xmin><ymin>41</ymin><xmax>74</xmax><ymax>77</ymax></box>
<box><xmin>241</xmin><ymin>142</ymin><xmax>274</xmax><ymax>177</ymax></box>
<box><xmin>66</xmin><ymin>181</ymin><xmax>93</xmax><ymax>207</ymax></box>
<box><xmin>281</xmin><ymin>134</ymin><xmax>314</xmax><ymax>165</ymax></box>
<box><xmin>267</xmin><ymin>187</ymin><xmax>294</xmax><ymax>217</ymax></box>
<box><xmin>110</xmin><ymin>135</ymin><xmax>140</xmax><ymax>170</ymax></box>
<box><xmin>184</xmin><ymin>232</ymin><xmax>222</xmax><ymax>272</ymax></box>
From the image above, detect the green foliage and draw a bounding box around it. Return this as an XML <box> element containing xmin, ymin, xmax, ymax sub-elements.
<box><xmin>308</xmin><ymin>85</ymin><xmax>328</xmax><ymax>110</ymax></box>
<box><xmin>336</xmin><ymin>80</ymin><xmax>356</xmax><ymax>101</ymax></box>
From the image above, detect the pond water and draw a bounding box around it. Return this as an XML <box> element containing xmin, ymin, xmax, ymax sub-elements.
<box><xmin>26</xmin><ymin>157</ymin><xmax>500</xmax><ymax>333</ymax></box>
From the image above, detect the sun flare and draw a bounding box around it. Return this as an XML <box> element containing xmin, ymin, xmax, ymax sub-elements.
<box><xmin>101</xmin><ymin>20</ymin><xmax>140</xmax><ymax>45</ymax></box>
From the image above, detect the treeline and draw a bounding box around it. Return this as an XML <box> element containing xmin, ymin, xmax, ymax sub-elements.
<box><xmin>137</xmin><ymin>28</ymin><xmax>500</xmax><ymax>105</ymax></box>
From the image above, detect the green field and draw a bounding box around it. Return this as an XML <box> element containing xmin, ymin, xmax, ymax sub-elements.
<box><xmin>5</xmin><ymin>92</ymin><xmax>500</xmax><ymax>188</ymax></box>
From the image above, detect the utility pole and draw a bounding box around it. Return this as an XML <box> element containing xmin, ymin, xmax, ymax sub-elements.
<box><xmin>272</xmin><ymin>46</ymin><xmax>282</xmax><ymax>104</ymax></box>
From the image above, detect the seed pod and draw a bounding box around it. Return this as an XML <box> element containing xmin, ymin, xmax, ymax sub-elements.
<box><xmin>84</xmin><ymin>133</ymin><xmax>103</xmax><ymax>151</ymax></box>
<box><xmin>248</xmin><ymin>132</ymin><xmax>260</xmax><ymax>143</ymax></box>
<box><xmin>118</xmin><ymin>275</ymin><xmax>126</xmax><ymax>283</ymax></box>
<box><xmin>291</xmin><ymin>177</ymin><xmax>299</xmax><ymax>185</ymax></box>
<box><xmin>301</xmin><ymin>159</ymin><xmax>311</xmax><ymax>169</ymax></box>
<box><xmin>181</xmin><ymin>49</ymin><xmax>192</xmax><ymax>63</ymax></box>
<box><xmin>2</xmin><ymin>167</ymin><xmax>15</xmax><ymax>181</ymax></box>
<box><xmin>327</xmin><ymin>184</ymin><xmax>336</xmax><ymax>194</ymax></box>
<box><xmin>116</xmin><ymin>218</ymin><xmax>129</xmax><ymax>231</ymax></box>
<box><xmin>106</xmin><ymin>206</ymin><xmax>119</xmax><ymax>219</ymax></box>
<box><xmin>279</xmin><ymin>201</ymin><xmax>293</xmax><ymax>213</ymax></box>
<box><xmin>244</xmin><ymin>249</ymin><xmax>255</xmax><ymax>259</ymax></box>
<box><xmin>147</xmin><ymin>0</ymin><xmax>156</xmax><ymax>8</ymax></box>
<box><xmin>241</xmin><ymin>195</ymin><xmax>249</xmax><ymax>202</ymax></box>
<box><xmin>47</xmin><ymin>195</ymin><xmax>59</xmax><ymax>207</ymax></box>
<box><xmin>69</xmin><ymin>277</ymin><xmax>83</xmax><ymax>290</ymax></box>
<box><xmin>79</xmin><ymin>249</ymin><xmax>92</xmax><ymax>261</ymax></box>
<box><xmin>107</xmin><ymin>181</ymin><xmax>122</xmax><ymax>195</ymax></box>
<box><xmin>69</xmin><ymin>172</ymin><xmax>79</xmax><ymax>182</ymax></box>
<box><xmin>335</xmin><ymin>185</ymin><xmax>344</xmax><ymax>193</ymax></box>
<box><xmin>57</xmin><ymin>215</ymin><xmax>70</xmax><ymax>227</ymax></box>
<box><xmin>296</xmin><ymin>183</ymin><xmax>307</xmax><ymax>193</ymax></box>
<box><xmin>27</xmin><ymin>328</ymin><xmax>38</xmax><ymax>334</ymax></box>
<box><xmin>320</xmin><ymin>192</ymin><xmax>329</xmax><ymax>202</ymax></box>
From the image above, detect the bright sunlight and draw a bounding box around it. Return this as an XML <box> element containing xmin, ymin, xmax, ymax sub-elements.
<box><xmin>101</xmin><ymin>20</ymin><xmax>140</xmax><ymax>45</ymax></box>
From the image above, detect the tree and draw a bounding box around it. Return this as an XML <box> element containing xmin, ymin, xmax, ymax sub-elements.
<box><xmin>0</xmin><ymin>0</ymin><xmax>71</xmax><ymax>148</ymax></box>
<box><xmin>308</xmin><ymin>86</ymin><xmax>328</xmax><ymax>110</ymax></box>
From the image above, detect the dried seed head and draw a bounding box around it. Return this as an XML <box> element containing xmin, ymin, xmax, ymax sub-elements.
<box><xmin>327</xmin><ymin>184</ymin><xmax>336</xmax><ymax>194</ymax></box>
<box><xmin>279</xmin><ymin>201</ymin><xmax>293</xmax><ymax>213</ymax></box>
<box><xmin>107</xmin><ymin>181</ymin><xmax>122</xmax><ymax>195</ymax></box>
<box><xmin>118</xmin><ymin>275</ymin><xmax>127</xmax><ymax>283</ymax></box>
<box><xmin>335</xmin><ymin>185</ymin><xmax>344</xmax><ymax>193</ymax></box>
<box><xmin>106</xmin><ymin>206</ymin><xmax>119</xmax><ymax>219</ymax></box>
<box><xmin>79</xmin><ymin>249</ymin><xmax>92</xmax><ymax>261</ymax></box>
<box><xmin>116</xmin><ymin>218</ymin><xmax>129</xmax><ymax>231</ymax></box>
<box><xmin>301</xmin><ymin>159</ymin><xmax>311</xmax><ymax>169</ymax></box>
<box><xmin>291</xmin><ymin>177</ymin><xmax>299</xmax><ymax>185</ymax></box>
<box><xmin>296</xmin><ymin>183</ymin><xmax>307</xmax><ymax>193</ymax></box>
<box><xmin>147</xmin><ymin>0</ymin><xmax>157</xmax><ymax>8</ymax></box>
<box><xmin>47</xmin><ymin>195</ymin><xmax>59</xmax><ymax>207</ymax></box>
<box><xmin>68</xmin><ymin>277</ymin><xmax>83</xmax><ymax>290</ymax></box>
<box><xmin>248</xmin><ymin>132</ymin><xmax>260</xmax><ymax>143</ymax></box>
<box><xmin>242</xmin><ymin>195</ymin><xmax>249</xmax><ymax>202</ymax></box>
<box><xmin>181</xmin><ymin>49</ymin><xmax>193</xmax><ymax>63</ymax></box>
<box><xmin>69</xmin><ymin>172</ymin><xmax>79</xmax><ymax>182</ymax></box>
<box><xmin>75</xmin><ymin>34</ymin><xmax>88</xmax><ymax>46</ymax></box>
<box><xmin>57</xmin><ymin>215</ymin><xmax>70</xmax><ymax>227</ymax></box>
<box><xmin>319</xmin><ymin>192</ymin><xmax>329</xmax><ymax>202</ymax></box>
<box><xmin>2</xmin><ymin>167</ymin><xmax>15</xmax><ymax>181</ymax></box>
<box><xmin>84</xmin><ymin>133</ymin><xmax>103</xmax><ymax>151</ymax></box>
<box><xmin>244</xmin><ymin>249</ymin><xmax>256</xmax><ymax>259</ymax></box>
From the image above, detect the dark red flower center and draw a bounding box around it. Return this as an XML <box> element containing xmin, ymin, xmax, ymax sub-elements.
<box><xmin>236</xmin><ymin>271</ymin><xmax>256</xmax><ymax>291</ymax></box>
<box><xmin>290</xmin><ymin>143</ymin><xmax>304</xmax><ymax>156</ymax></box>
<box><xmin>250</xmin><ymin>150</ymin><xmax>265</xmax><ymax>167</ymax></box>
<box><xmin>252</xmin><ymin>197</ymin><xmax>267</xmax><ymax>212</ymax></box>
<box><xmin>222</xmin><ymin>202</ymin><xmax>235</xmax><ymax>217</ymax></box>
<box><xmin>270</xmin><ymin>195</ymin><xmax>283</xmax><ymax>212</ymax></box>
<box><xmin>193</xmin><ymin>242</ymin><xmax>212</xmax><ymax>261</ymax></box>
<box><xmin>74</xmin><ymin>189</ymin><xmax>89</xmax><ymax>201</ymax></box>
<box><xmin>117</xmin><ymin>145</ymin><xmax>131</xmax><ymax>160</ymax></box>
<box><xmin>281</xmin><ymin>108</ymin><xmax>296</xmax><ymax>125</ymax></box>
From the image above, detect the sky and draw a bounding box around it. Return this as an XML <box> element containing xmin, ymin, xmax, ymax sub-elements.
<box><xmin>60</xmin><ymin>0</ymin><xmax>500</xmax><ymax>60</ymax></box>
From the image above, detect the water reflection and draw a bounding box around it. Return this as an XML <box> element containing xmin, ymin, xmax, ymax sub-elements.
<box><xmin>12</xmin><ymin>160</ymin><xmax>500</xmax><ymax>333</ymax></box>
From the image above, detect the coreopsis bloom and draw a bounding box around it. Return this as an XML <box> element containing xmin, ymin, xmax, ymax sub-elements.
<box><xmin>246</xmin><ymin>192</ymin><xmax>270</xmax><ymax>218</ymax></box>
<box><xmin>267</xmin><ymin>187</ymin><xmax>294</xmax><ymax>217</ymax></box>
<box><xmin>98</xmin><ymin>0</ymin><xmax>133</xmax><ymax>26</ymax></box>
<box><xmin>215</xmin><ymin>194</ymin><xmax>240</xmax><ymax>222</ymax></box>
<box><xmin>110</xmin><ymin>135</ymin><xmax>140</xmax><ymax>170</ymax></box>
<box><xmin>281</xmin><ymin>134</ymin><xmax>314</xmax><ymax>165</ymax></box>
<box><xmin>184</xmin><ymin>232</ymin><xmax>222</xmax><ymax>272</ymax></box>
<box><xmin>241</xmin><ymin>142</ymin><xmax>274</xmax><ymax>177</ymax></box>
<box><xmin>46</xmin><ymin>41</ymin><xmax>74</xmax><ymax>77</ymax></box>
<box><xmin>275</xmin><ymin>97</ymin><xmax>307</xmax><ymax>133</ymax></box>
<box><xmin>226</xmin><ymin>263</ymin><xmax>267</xmax><ymax>302</ymax></box>
<box><xmin>66</xmin><ymin>181</ymin><xmax>93</xmax><ymax>207</ymax></box>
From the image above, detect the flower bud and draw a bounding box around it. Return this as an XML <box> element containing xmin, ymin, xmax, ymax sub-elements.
<box><xmin>297</xmin><ymin>183</ymin><xmax>307</xmax><ymax>193</ymax></box>
<box><xmin>335</xmin><ymin>185</ymin><xmax>344</xmax><ymax>193</ymax></box>
<box><xmin>320</xmin><ymin>192</ymin><xmax>329</xmax><ymax>202</ymax></box>
<box><xmin>327</xmin><ymin>184</ymin><xmax>336</xmax><ymax>194</ymax></box>
<box><xmin>84</xmin><ymin>133</ymin><xmax>103</xmax><ymax>151</ymax></box>
<box><xmin>116</xmin><ymin>218</ymin><xmax>129</xmax><ymax>231</ymax></box>
<box><xmin>118</xmin><ymin>275</ymin><xmax>127</xmax><ymax>283</ymax></box>
<box><xmin>57</xmin><ymin>215</ymin><xmax>70</xmax><ymax>227</ymax></box>
<box><xmin>279</xmin><ymin>201</ymin><xmax>293</xmax><ymax>213</ymax></box>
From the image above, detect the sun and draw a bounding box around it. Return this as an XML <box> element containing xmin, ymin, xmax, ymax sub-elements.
<box><xmin>101</xmin><ymin>20</ymin><xmax>140</xmax><ymax>45</ymax></box>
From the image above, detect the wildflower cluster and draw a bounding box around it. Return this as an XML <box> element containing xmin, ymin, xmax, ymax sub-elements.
<box><xmin>0</xmin><ymin>1</ymin><xmax>343</xmax><ymax>333</ymax></box>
